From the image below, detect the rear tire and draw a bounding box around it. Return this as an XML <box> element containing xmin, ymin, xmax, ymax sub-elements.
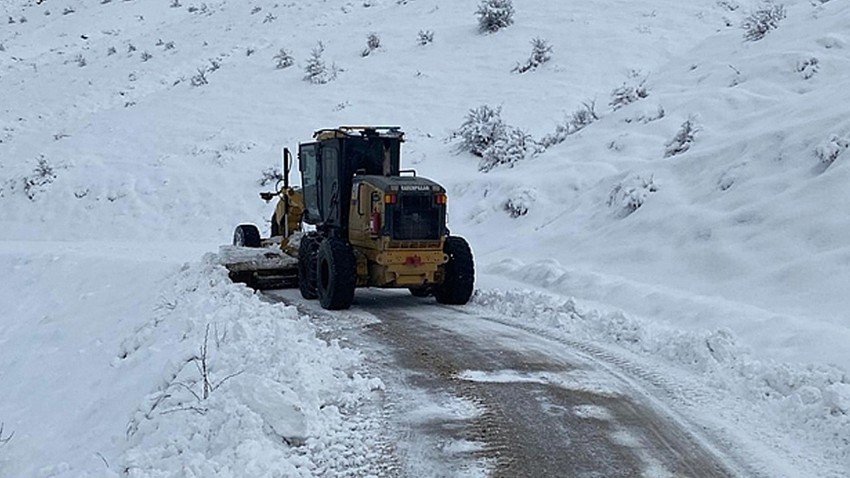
<box><xmin>233</xmin><ymin>224</ymin><xmax>261</xmax><ymax>248</ymax></box>
<box><xmin>317</xmin><ymin>237</ymin><xmax>356</xmax><ymax>310</ymax></box>
<box><xmin>298</xmin><ymin>233</ymin><xmax>319</xmax><ymax>300</ymax></box>
<box><xmin>434</xmin><ymin>236</ymin><xmax>474</xmax><ymax>305</ymax></box>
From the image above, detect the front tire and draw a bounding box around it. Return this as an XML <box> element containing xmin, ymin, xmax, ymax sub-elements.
<box><xmin>298</xmin><ymin>233</ymin><xmax>319</xmax><ymax>299</ymax></box>
<box><xmin>233</xmin><ymin>224</ymin><xmax>261</xmax><ymax>247</ymax></box>
<box><xmin>316</xmin><ymin>237</ymin><xmax>356</xmax><ymax>310</ymax></box>
<box><xmin>434</xmin><ymin>236</ymin><xmax>475</xmax><ymax>305</ymax></box>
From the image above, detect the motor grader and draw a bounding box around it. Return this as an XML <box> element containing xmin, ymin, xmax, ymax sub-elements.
<box><xmin>222</xmin><ymin>126</ymin><xmax>474</xmax><ymax>310</ymax></box>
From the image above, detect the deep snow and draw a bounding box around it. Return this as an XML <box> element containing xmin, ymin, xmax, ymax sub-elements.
<box><xmin>1</xmin><ymin>0</ymin><xmax>849</xmax><ymax>476</ymax></box>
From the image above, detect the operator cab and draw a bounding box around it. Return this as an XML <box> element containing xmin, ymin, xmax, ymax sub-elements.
<box><xmin>298</xmin><ymin>126</ymin><xmax>407</xmax><ymax>236</ymax></box>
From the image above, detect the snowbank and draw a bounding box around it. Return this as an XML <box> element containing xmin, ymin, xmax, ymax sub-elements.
<box><xmin>471</xmin><ymin>281</ymin><xmax>850</xmax><ymax>477</ymax></box>
<box><xmin>0</xmin><ymin>246</ymin><xmax>385</xmax><ymax>477</ymax></box>
<box><xmin>119</xmin><ymin>255</ymin><xmax>387</xmax><ymax>477</ymax></box>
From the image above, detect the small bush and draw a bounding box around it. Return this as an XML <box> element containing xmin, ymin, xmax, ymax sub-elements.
<box><xmin>170</xmin><ymin>0</ymin><xmax>182</xmax><ymax>7</ymax></box>
<box><xmin>815</xmin><ymin>134</ymin><xmax>850</xmax><ymax>167</ymax></box>
<box><xmin>539</xmin><ymin>101</ymin><xmax>598</xmax><ymax>149</ymax></box>
<box><xmin>273</xmin><ymin>48</ymin><xmax>294</xmax><ymax>69</ymax></box>
<box><xmin>107</xmin><ymin>46</ymin><xmax>117</xmax><ymax>55</ymax></box>
<box><xmin>607</xmin><ymin>175</ymin><xmax>658</xmax><ymax>217</ymax></box>
<box><xmin>476</xmin><ymin>0</ymin><xmax>514</xmax><ymax>34</ymax></box>
<box><xmin>303</xmin><ymin>42</ymin><xmax>338</xmax><ymax>84</ymax></box>
<box><xmin>417</xmin><ymin>30</ymin><xmax>434</xmax><ymax>45</ymax></box>
<box><xmin>513</xmin><ymin>38</ymin><xmax>552</xmax><ymax>74</ymax></box>
<box><xmin>141</xmin><ymin>51</ymin><xmax>153</xmax><ymax>62</ymax></box>
<box><xmin>479</xmin><ymin>126</ymin><xmax>533</xmax><ymax>172</ymax></box>
<box><xmin>796</xmin><ymin>57</ymin><xmax>819</xmax><ymax>80</ymax></box>
<box><xmin>610</xmin><ymin>80</ymin><xmax>648</xmax><ymax>110</ymax></box>
<box><xmin>504</xmin><ymin>189</ymin><xmax>535</xmax><ymax>218</ymax></box>
<box><xmin>263</xmin><ymin>12</ymin><xmax>276</xmax><ymax>23</ymax></box>
<box><xmin>742</xmin><ymin>3</ymin><xmax>786</xmax><ymax>41</ymax></box>
<box><xmin>23</xmin><ymin>156</ymin><xmax>57</xmax><ymax>201</ymax></box>
<box><xmin>453</xmin><ymin>105</ymin><xmax>506</xmax><ymax>157</ymax></box>
<box><xmin>190</xmin><ymin>67</ymin><xmax>208</xmax><ymax>86</ymax></box>
<box><xmin>74</xmin><ymin>54</ymin><xmax>87</xmax><ymax>67</ymax></box>
<box><xmin>664</xmin><ymin>117</ymin><xmax>700</xmax><ymax>157</ymax></box>
<box><xmin>361</xmin><ymin>33</ymin><xmax>381</xmax><ymax>57</ymax></box>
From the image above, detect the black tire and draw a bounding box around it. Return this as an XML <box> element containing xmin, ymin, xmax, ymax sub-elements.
<box><xmin>298</xmin><ymin>233</ymin><xmax>319</xmax><ymax>300</ymax></box>
<box><xmin>233</xmin><ymin>224</ymin><xmax>261</xmax><ymax>248</ymax></box>
<box><xmin>270</xmin><ymin>213</ymin><xmax>280</xmax><ymax>237</ymax></box>
<box><xmin>316</xmin><ymin>237</ymin><xmax>356</xmax><ymax>310</ymax></box>
<box><xmin>409</xmin><ymin>287</ymin><xmax>431</xmax><ymax>297</ymax></box>
<box><xmin>434</xmin><ymin>236</ymin><xmax>475</xmax><ymax>305</ymax></box>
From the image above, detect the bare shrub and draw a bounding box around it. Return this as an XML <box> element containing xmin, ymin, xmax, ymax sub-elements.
<box><xmin>258</xmin><ymin>166</ymin><xmax>284</xmax><ymax>186</ymax></box>
<box><xmin>141</xmin><ymin>51</ymin><xmax>153</xmax><ymax>62</ymax></box>
<box><xmin>742</xmin><ymin>3</ymin><xmax>786</xmax><ymax>41</ymax></box>
<box><xmin>192</xmin><ymin>324</ymin><xmax>241</xmax><ymax>401</ymax></box>
<box><xmin>476</xmin><ymin>0</ymin><xmax>514</xmax><ymax>34</ymax></box>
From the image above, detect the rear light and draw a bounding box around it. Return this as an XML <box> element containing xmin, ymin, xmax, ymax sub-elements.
<box><xmin>384</xmin><ymin>193</ymin><xmax>398</xmax><ymax>205</ymax></box>
<box><xmin>435</xmin><ymin>193</ymin><xmax>447</xmax><ymax>205</ymax></box>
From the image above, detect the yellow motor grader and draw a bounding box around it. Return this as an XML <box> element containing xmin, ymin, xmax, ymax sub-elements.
<box><xmin>222</xmin><ymin>126</ymin><xmax>474</xmax><ymax>310</ymax></box>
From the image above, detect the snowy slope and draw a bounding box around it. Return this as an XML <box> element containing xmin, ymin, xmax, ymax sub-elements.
<box><xmin>1</xmin><ymin>0</ymin><xmax>849</xmax><ymax>476</ymax></box>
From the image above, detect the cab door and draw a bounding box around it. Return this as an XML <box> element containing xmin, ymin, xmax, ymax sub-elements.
<box><xmin>298</xmin><ymin>143</ymin><xmax>320</xmax><ymax>224</ymax></box>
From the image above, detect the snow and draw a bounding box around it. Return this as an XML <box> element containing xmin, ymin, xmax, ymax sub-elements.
<box><xmin>1</xmin><ymin>0</ymin><xmax>849</xmax><ymax>475</ymax></box>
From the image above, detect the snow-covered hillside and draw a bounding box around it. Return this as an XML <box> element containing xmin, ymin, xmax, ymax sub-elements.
<box><xmin>1</xmin><ymin>0</ymin><xmax>848</xmax><ymax>476</ymax></box>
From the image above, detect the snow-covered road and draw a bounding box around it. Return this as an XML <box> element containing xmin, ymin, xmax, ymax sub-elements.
<box><xmin>270</xmin><ymin>288</ymin><xmax>761</xmax><ymax>477</ymax></box>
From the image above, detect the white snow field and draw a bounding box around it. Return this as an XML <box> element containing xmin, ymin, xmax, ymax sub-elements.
<box><xmin>1</xmin><ymin>0</ymin><xmax>848</xmax><ymax>476</ymax></box>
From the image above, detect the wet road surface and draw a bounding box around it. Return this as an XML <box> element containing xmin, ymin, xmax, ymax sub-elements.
<box><xmin>268</xmin><ymin>289</ymin><xmax>743</xmax><ymax>477</ymax></box>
